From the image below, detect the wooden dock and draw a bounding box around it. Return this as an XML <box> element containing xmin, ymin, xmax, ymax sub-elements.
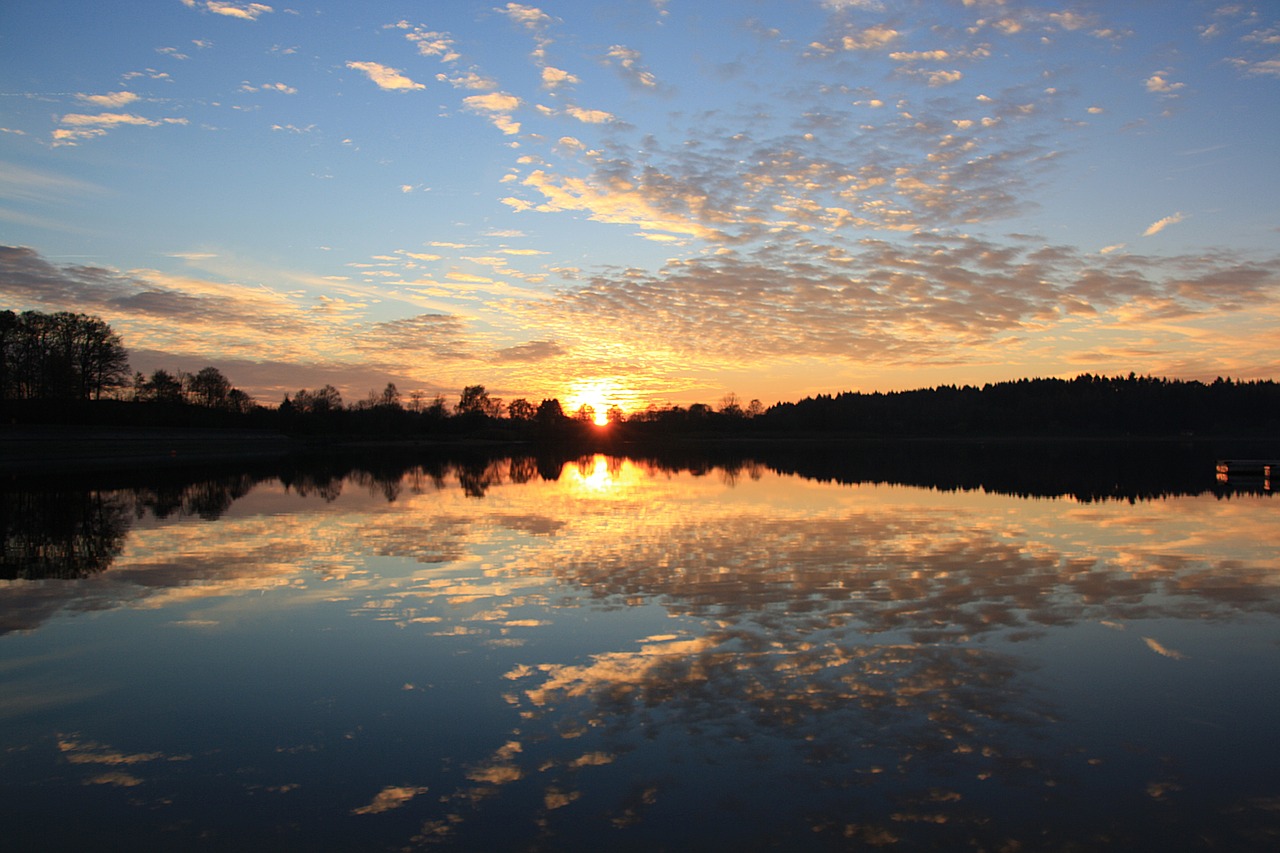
<box><xmin>1216</xmin><ymin>459</ymin><xmax>1276</xmax><ymax>491</ymax></box>
<box><xmin>1215</xmin><ymin>459</ymin><xmax>1278</xmax><ymax>475</ymax></box>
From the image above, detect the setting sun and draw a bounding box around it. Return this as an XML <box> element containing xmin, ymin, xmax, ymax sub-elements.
<box><xmin>565</xmin><ymin>379</ymin><xmax>631</xmax><ymax>427</ymax></box>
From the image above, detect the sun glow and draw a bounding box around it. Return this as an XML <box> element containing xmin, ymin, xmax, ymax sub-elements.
<box><xmin>564</xmin><ymin>379</ymin><xmax>630</xmax><ymax>426</ymax></box>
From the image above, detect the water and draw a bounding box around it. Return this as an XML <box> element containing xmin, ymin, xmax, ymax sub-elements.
<box><xmin>2</xmin><ymin>447</ymin><xmax>1278</xmax><ymax>850</ymax></box>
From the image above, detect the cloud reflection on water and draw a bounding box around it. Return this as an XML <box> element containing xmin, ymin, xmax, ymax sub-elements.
<box><xmin>1</xmin><ymin>454</ymin><xmax>1278</xmax><ymax>847</ymax></box>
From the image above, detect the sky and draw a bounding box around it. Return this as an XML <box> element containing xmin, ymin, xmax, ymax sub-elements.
<box><xmin>2</xmin><ymin>0</ymin><xmax>1278</xmax><ymax>413</ymax></box>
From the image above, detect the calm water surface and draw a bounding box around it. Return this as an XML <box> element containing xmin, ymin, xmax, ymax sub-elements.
<box><xmin>2</xmin><ymin>450</ymin><xmax>1278</xmax><ymax>850</ymax></box>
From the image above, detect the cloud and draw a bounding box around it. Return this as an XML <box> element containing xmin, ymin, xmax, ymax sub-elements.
<box><xmin>0</xmin><ymin>246</ymin><xmax>137</xmax><ymax>304</ymax></box>
<box><xmin>359</xmin><ymin>314</ymin><xmax>473</xmax><ymax>360</ymax></box>
<box><xmin>0</xmin><ymin>246</ymin><xmax>594</xmax><ymax>399</ymax></box>
<box><xmin>541</xmin><ymin>66</ymin><xmax>579</xmax><ymax>88</ymax></box>
<box><xmin>463</xmin><ymin>92</ymin><xmax>522</xmax><ymax>134</ymax></box>
<box><xmin>446</xmin><ymin>272</ymin><xmax>497</xmax><ymax>284</ymax></box>
<box><xmin>0</xmin><ymin>246</ymin><xmax>416</xmax><ymax>377</ymax></box>
<box><xmin>403</xmin><ymin>27</ymin><xmax>461</xmax><ymax>62</ymax></box>
<box><xmin>1142</xmin><ymin>637</ymin><xmax>1185</xmax><ymax>660</ymax></box>
<box><xmin>605</xmin><ymin>45</ymin><xmax>658</xmax><ymax>88</ymax></box>
<box><xmin>120</xmin><ymin>69</ymin><xmax>171</xmax><ymax>83</ymax></box>
<box><xmin>496</xmin><ymin>3</ymin><xmax>555</xmax><ymax>65</ymax></box>
<box><xmin>1145</xmin><ymin>72</ymin><xmax>1185</xmax><ymax>94</ymax></box>
<box><xmin>241</xmin><ymin>82</ymin><xmax>297</xmax><ymax>94</ymax></box>
<box><xmin>463</xmin><ymin>92</ymin><xmax>520</xmax><ymax>112</ymax></box>
<box><xmin>12</xmin><ymin>2</ymin><xmax>1280</xmax><ymax>401</ymax></box>
<box><xmin>565</xmin><ymin>105</ymin><xmax>614</xmax><ymax>124</ymax></box>
<box><xmin>346</xmin><ymin>61</ymin><xmax>425</xmax><ymax>91</ymax></box>
<box><xmin>486</xmin><ymin>115</ymin><xmax>522</xmax><ymax>135</ymax></box>
<box><xmin>500</xmin><ymin>197</ymin><xmax>534</xmax><ymax>213</ymax></box>
<box><xmin>1228</xmin><ymin>57</ymin><xmax>1280</xmax><ymax>77</ymax></box>
<box><xmin>0</xmin><ymin>163</ymin><xmax>104</xmax><ymax>206</ymax></box>
<box><xmin>439</xmin><ymin>70</ymin><xmax>499</xmax><ymax>90</ymax></box>
<box><xmin>351</xmin><ymin>786</ymin><xmax>429</xmax><ymax>815</ymax></box>
<box><xmin>840</xmin><ymin>26</ymin><xmax>901</xmax><ymax>50</ymax></box>
<box><xmin>509</xmin><ymin>169</ymin><xmax>730</xmax><ymax>241</ymax></box>
<box><xmin>905</xmin><ymin>69</ymin><xmax>963</xmax><ymax>87</ymax></box>
<box><xmin>75</xmin><ymin>91</ymin><xmax>139</xmax><ymax>108</ymax></box>
<box><xmin>491</xmin><ymin>81</ymin><xmax>1067</xmax><ymax>243</ymax></box>
<box><xmin>1142</xmin><ymin>212</ymin><xmax>1185</xmax><ymax>237</ymax></box>
<box><xmin>890</xmin><ymin>50</ymin><xmax>951</xmax><ymax>61</ymax></box>
<box><xmin>58</xmin><ymin>113</ymin><xmax>167</xmax><ymax>127</ymax></box>
<box><xmin>52</xmin><ymin>112</ymin><xmax>188</xmax><ymax>145</ymax></box>
<box><xmin>517</xmin><ymin>235</ymin><xmax>1280</xmax><ymax>374</ymax></box>
<box><xmin>1047</xmin><ymin>10</ymin><xmax>1093</xmax><ymax>31</ymax></box>
<box><xmin>0</xmin><ymin>246</ymin><xmax>306</xmax><ymax>342</ymax></box>
<box><xmin>496</xmin><ymin>340</ymin><xmax>564</xmax><ymax>362</ymax></box>
<box><xmin>496</xmin><ymin>3</ymin><xmax>552</xmax><ymax>31</ymax></box>
<box><xmin>822</xmin><ymin>0</ymin><xmax>884</xmax><ymax>9</ymax></box>
<box><xmin>181</xmin><ymin>1</ymin><xmax>273</xmax><ymax>21</ymax></box>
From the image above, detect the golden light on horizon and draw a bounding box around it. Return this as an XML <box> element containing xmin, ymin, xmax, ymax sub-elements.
<box><xmin>564</xmin><ymin>378</ymin><xmax>632</xmax><ymax>425</ymax></box>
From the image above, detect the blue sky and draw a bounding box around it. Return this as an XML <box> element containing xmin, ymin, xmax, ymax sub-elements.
<box><xmin>2</xmin><ymin>0</ymin><xmax>1278</xmax><ymax>412</ymax></box>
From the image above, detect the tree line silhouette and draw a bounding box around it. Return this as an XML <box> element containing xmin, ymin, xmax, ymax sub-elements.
<box><xmin>762</xmin><ymin>374</ymin><xmax>1280</xmax><ymax>438</ymax></box>
<box><xmin>4</xmin><ymin>309</ymin><xmax>1279</xmax><ymax>439</ymax></box>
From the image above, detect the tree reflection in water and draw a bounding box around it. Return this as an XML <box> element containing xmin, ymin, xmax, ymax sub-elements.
<box><xmin>1</xmin><ymin>489</ymin><xmax>131</xmax><ymax>580</ymax></box>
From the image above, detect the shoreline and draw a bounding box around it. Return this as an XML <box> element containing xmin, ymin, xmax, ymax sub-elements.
<box><xmin>3</xmin><ymin>423</ymin><xmax>1276</xmax><ymax>475</ymax></box>
<box><xmin>0</xmin><ymin>425</ymin><xmax>297</xmax><ymax>472</ymax></box>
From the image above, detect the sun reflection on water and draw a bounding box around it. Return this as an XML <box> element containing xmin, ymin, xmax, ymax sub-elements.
<box><xmin>567</xmin><ymin>454</ymin><xmax>622</xmax><ymax>495</ymax></box>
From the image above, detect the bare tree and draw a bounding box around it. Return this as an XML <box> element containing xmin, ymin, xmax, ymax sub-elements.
<box><xmin>0</xmin><ymin>310</ymin><xmax>129</xmax><ymax>400</ymax></box>
<box><xmin>293</xmin><ymin>384</ymin><xmax>342</xmax><ymax>414</ymax></box>
<box><xmin>379</xmin><ymin>382</ymin><xmax>401</xmax><ymax>408</ymax></box>
<box><xmin>77</xmin><ymin>315</ymin><xmax>131</xmax><ymax>399</ymax></box>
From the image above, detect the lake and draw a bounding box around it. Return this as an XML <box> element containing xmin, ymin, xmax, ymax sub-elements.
<box><xmin>2</xmin><ymin>444</ymin><xmax>1278</xmax><ymax>850</ymax></box>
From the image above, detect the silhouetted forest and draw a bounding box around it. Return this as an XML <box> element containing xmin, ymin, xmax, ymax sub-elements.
<box><xmin>758</xmin><ymin>374</ymin><xmax>1280</xmax><ymax>438</ymax></box>
<box><xmin>4</xmin><ymin>309</ymin><xmax>1280</xmax><ymax>441</ymax></box>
